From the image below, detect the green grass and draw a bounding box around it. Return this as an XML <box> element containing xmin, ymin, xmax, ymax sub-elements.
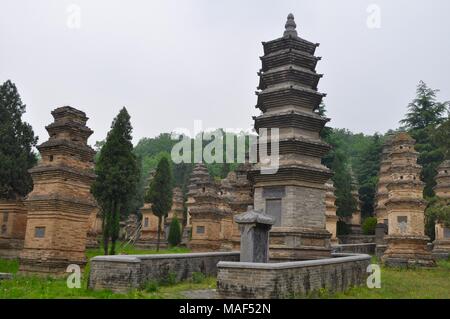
<box><xmin>2</xmin><ymin>251</ymin><xmax>449</xmax><ymax>299</ymax></box>
<box><xmin>85</xmin><ymin>245</ymin><xmax>190</xmax><ymax>260</ymax></box>
<box><xmin>0</xmin><ymin>246</ymin><xmax>215</xmax><ymax>299</ymax></box>
<box><xmin>324</xmin><ymin>258</ymin><xmax>450</xmax><ymax>299</ymax></box>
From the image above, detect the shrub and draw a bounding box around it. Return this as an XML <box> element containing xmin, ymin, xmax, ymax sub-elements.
<box><xmin>168</xmin><ymin>217</ymin><xmax>182</xmax><ymax>247</ymax></box>
<box><xmin>192</xmin><ymin>272</ymin><xmax>206</xmax><ymax>284</ymax></box>
<box><xmin>362</xmin><ymin>217</ymin><xmax>378</xmax><ymax>235</ymax></box>
<box><xmin>145</xmin><ymin>280</ymin><xmax>159</xmax><ymax>292</ymax></box>
<box><xmin>160</xmin><ymin>272</ymin><xmax>178</xmax><ymax>286</ymax></box>
<box><xmin>337</xmin><ymin>220</ymin><xmax>350</xmax><ymax>236</ymax></box>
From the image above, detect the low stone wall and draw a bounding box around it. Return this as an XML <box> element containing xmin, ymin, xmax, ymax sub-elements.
<box><xmin>88</xmin><ymin>251</ymin><xmax>239</xmax><ymax>293</ymax></box>
<box><xmin>0</xmin><ymin>273</ymin><xmax>13</xmax><ymax>281</ymax></box>
<box><xmin>338</xmin><ymin>235</ymin><xmax>375</xmax><ymax>244</ymax></box>
<box><xmin>332</xmin><ymin>243</ymin><xmax>376</xmax><ymax>255</ymax></box>
<box><xmin>217</xmin><ymin>253</ymin><xmax>371</xmax><ymax>298</ymax></box>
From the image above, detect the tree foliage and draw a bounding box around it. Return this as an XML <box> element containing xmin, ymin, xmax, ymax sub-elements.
<box><xmin>167</xmin><ymin>217</ymin><xmax>182</xmax><ymax>247</ymax></box>
<box><xmin>146</xmin><ymin>156</ymin><xmax>173</xmax><ymax>251</ymax></box>
<box><xmin>91</xmin><ymin>107</ymin><xmax>140</xmax><ymax>255</ymax></box>
<box><xmin>0</xmin><ymin>80</ymin><xmax>38</xmax><ymax>199</ymax></box>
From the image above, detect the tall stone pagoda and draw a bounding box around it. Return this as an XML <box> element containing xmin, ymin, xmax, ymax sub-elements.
<box><xmin>187</xmin><ymin>163</ymin><xmax>233</xmax><ymax>251</ymax></box>
<box><xmin>432</xmin><ymin>160</ymin><xmax>450</xmax><ymax>259</ymax></box>
<box><xmin>325</xmin><ymin>180</ymin><xmax>338</xmax><ymax>244</ymax></box>
<box><xmin>346</xmin><ymin>175</ymin><xmax>362</xmax><ymax>235</ymax></box>
<box><xmin>381</xmin><ymin>132</ymin><xmax>435</xmax><ymax>267</ymax></box>
<box><xmin>249</xmin><ymin>14</ymin><xmax>333</xmax><ymax>260</ymax></box>
<box><xmin>19</xmin><ymin>106</ymin><xmax>97</xmax><ymax>274</ymax></box>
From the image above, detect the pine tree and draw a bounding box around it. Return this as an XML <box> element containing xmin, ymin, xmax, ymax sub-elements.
<box><xmin>167</xmin><ymin>217</ymin><xmax>181</xmax><ymax>247</ymax></box>
<box><xmin>91</xmin><ymin>107</ymin><xmax>140</xmax><ymax>255</ymax></box>
<box><xmin>400</xmin><ymin>81</ymin><xmax>450</xmax><ymax>197</ymax></box>
<box><xmin>146</xmin><ymin>156</ymin><xmax>173</xmax><ymax>251</ymax></box>
<box><xmin>0</xmin><ymin>80</ymin><xmax>38</xmax><ymax>200</ymax></box>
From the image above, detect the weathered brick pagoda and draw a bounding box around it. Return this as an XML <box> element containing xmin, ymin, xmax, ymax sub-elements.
<box><xmin>381</xmin><ymin>132</ymin><xmax>435</xmax><ymax>267</ymax></box>
<box><xmin>374</xmin><ymin>136</ymin><xmax>394</xmax><ymax>243</ymax></box>
<box><xmin>187</xmin><ymin>163</ymin><xmax>233</xmax><ymax>251</ymax></box>
<box><xmin>164</xmin><ymin>186</ymin><xmax>185</xmax><ymax>238</ymax></box>
<box><xmin>249</xmin><ymin>14</ymin><xmax>332</xmax><ymax>260</ymax></box>
<box><xmin>19</xmin><ymin>106</ymin><xmax>97</xmax><ymax>274</ymax></box>
<box><xmin>432</xmin><ymin>160</ymin><xmax>450</xmax><ymax>259</ymax></box>
<box><xmin>325</xmin><ymin>180</ymin><xmax>338</xmax><ymax>244</ymax></box>
<box><xmin>220</xmin><ymin>162</ymin><xmax>253</xmax><ymax>249</ymax></box>
<box><xmin>0</xmin><ymin>199</ymin><xmax>28</xmax><ymax>258</ymax></box>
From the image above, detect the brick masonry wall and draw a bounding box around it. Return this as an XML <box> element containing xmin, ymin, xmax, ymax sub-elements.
<box><xmin>88</xmin><ymin>252</ymin><xmax>239</xmax><ymax>293</ymax></box>
<box><xmin>332</xmin><ymin>243</ymin><xmax>376</xmax><ymax>255</ymax></box>
<box><xmin>217</xmin><ymin>253</ymin><xmax>371</xmax><ymax>298</ymax></box>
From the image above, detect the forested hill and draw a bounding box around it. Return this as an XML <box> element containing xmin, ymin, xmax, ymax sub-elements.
<box><xmin>125</xmin><ymin>81</ymin><xmax>450</xmax><ymax>231</ymax></box>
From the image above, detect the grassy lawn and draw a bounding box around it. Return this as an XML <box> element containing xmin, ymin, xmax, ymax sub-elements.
<box><xmin>0</xmin><ymin>245</ymin><xmax>215</xmax><ymax>299</ymax></box>
<box><xmin>1</xmin><ymin>250</ymin><xmax>449</xmax><ymax>299</ymax></box>
<box><xmin>326</xmin><ymin>258</ymin><xmax>450</xmax><ymax>299</ymax></box>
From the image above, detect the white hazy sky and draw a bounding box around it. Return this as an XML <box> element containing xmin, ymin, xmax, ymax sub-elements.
<box><xmin>1</xmin><ymin>0</ymin><xmax>449</xmax><ymax>146</ymax></box>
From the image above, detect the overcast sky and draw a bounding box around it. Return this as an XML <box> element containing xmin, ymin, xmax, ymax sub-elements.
<box><xmin>1</xmin><ymin>0</ymin><xmax>449</xmax><ymax>146</ymax></box>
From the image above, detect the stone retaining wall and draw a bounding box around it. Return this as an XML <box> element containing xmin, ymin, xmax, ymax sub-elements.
<box><xmin>338</xmin><ymin>235</ymin><xmax>375</xmax><ymax>244</ymax></box>
<box><xmin>88</xmin><ymin>251</ymin><xmax>239</xmax><ymax>293</ymax></box>
<box><xmin>332</xmin><ymin>243</ymin><xmax>376</xmax><ymax>255</ymax></box>
<box><xmin>217</xmin><ymin>253</ymin><xmax>371</xmax><ymax>298</ymax></box>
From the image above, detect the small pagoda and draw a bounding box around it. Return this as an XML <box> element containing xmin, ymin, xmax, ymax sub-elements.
<box><xmin>381</xmin><ymin>132</ymin><xmax>435</xmax><ymax>267</ymax></box>
<box><xmin>19</xmin><ymin>106</ymin><xmax>97</xmax><ymax>274</ymax></box>
<box><xmin>248</xmin><ymin>14</ymin><xmax>332</xmax><ymax>260</ymax></box>
<box><xmin>374</xmin><ymin>136</ymin><xmax>394</xmax><ymax>243</ymax></box>
<box><xmin>164</xmin><ymin>186</ymin><xmax>185</xmax><ymax>238</ymax></box>
<box><xmin>432</xmin><ymin>160</ymin><xmax>450</xmax><ymax>259</ymax></box>
<box><xmin>220</xmin><ymin>162</ymin><xmax>254</xmax><ymax>250</ymax></box>
<box><xmin>0</xmin><ymin>199</ymin><xmax>27</xmax><ymax>259</ymax></box>
<box><xmin>187</xmin><ymin>163</ymin><xmax>233</xmax><ymax>251</ymax></box>
<box><xmin>136</xmin><ymin>170</ymin><xmax>167</xmax><ymax>249</ymax></box>
<box><xmin>324</xmin><ymin>180</ymin><xmax>338</xmax><ymax>244</ymax></box>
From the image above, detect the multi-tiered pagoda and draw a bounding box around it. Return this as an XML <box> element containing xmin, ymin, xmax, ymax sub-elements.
<box><xmin>220</xmin><ymin>162</ymin><xmax>254</xmax><ymax>249</ymax></box>
<box><xmin>19</xmin><ymin>106</ymin><xmax>97</xmax><ymax>274</ymax></box>
<box><xmin>164</xmin><ymin>187</ymin><xmax>185</xmax><ymax>237</ymax></box>
<box><xmin>381</xmin><ymin>132</ymin><xmax>435</xmax><ymax>267</ymax></box>
<box><xmin>249</xmin><ymin>14</ymin><xmax>332</xmax><ymax>260</ymax></box>
<box><xmin>325</xmin><ymin>180</ymin><xmax>338</xmax><ymax>244</ymax></box>
<box><xmin>432</xmin><ymin>160</ymin><xmax>450</xmax><ymax>259</ymax></box>
<box><xmin>187</xmin><ymin>163</ymin><xmax>233</xmax><ymax>251</ymax></box>
<box><xmin>374</xmin><ymin>135</ymin><xmax>394</xmax><ymax>243</ymax></box>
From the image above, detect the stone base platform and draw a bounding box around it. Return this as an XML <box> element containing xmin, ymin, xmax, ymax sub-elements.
<box><xmin>18</xmin><ymin>257</ymin><xmax>87</xmax><ymax>276</ymax></box>
<box><xmin>432</xmin><ymin>239</ymin><xmax>450</xmax><ymax>260</ymax></box>
<box><xmin>135</xmin><ymin>239</ymin><xmax>168</xmax><ymax>250</ymax></box>
<box><xmin>217</xmin><ymin>253</ymin><xmax>371</xmax><ymax>298</ymax></box>
<box><xmin>381</xmin><ymin>235</ymin><xmax>436</xmax><ymax>268</ymax></box>
<box><xmin>0</xmin><ymin>238</ymin><xmax>24</xmax><ymax>259</ymax></box>
<box><xmin>269</xmin><ymin>227</ymin><xmax>332</xmax><ymax>261</ymax></box>
<box><xmin>88</xmin><ymin>251</ymin><xmax>240</xmax><ymax>293</ymax></box>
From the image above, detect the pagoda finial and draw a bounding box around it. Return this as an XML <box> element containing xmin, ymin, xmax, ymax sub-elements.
<box><xmin>283</xmin><ymin>13</ymin><xmax>297</xmax><ymax>37</ymax></box>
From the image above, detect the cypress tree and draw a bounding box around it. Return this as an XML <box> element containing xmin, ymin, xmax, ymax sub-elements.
<box><xmin>167</xmin><ymin>217</ymin><xmax>181</xmax><ymax>247</ymax></box>
<box><xmin>146</xmin><ymin>156</ymin><xmax>173</xmax><ymax>251</ymax></box>
<box><xmin>0</xmin><ymin>80</ymin><xmax>38</xmax><ymax>199</ymax></box>
<box><xmin>91</xmin><ymin>107</ymin><xmax>140</xmax><ymax>255</ymax></box>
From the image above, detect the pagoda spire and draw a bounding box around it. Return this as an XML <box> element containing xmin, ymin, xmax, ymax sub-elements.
<box><xmin>283</xmin><ymin>13</ymin><xmax>298</xmax><ymax>37</ymax></box>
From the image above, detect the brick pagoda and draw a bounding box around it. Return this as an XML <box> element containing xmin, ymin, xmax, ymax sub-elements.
<box><xmin>19</xmin><ymin>106</ymin><xmax>97</xmax><ymax>274</ymax></box>
<box><xmin>0</xmin><ymin>199</ymin><xmax>28</xmax><ymax>258</ymax></box>
<box><xmin>381</xmin><ymin>132</ymin><xmax>435</xmax><ymax>267</ymax></box>
<box><xmin>164</xmin><ymin>186</ymin><xmax>185</xmax><ymax>238</ymax></box>
<box><xmin>249</xmin><ymin>14</ymin><xmax>332</xmax><ymax>260</ymax></box>
<box><xmin>187</xmin><ymin>163</ymin><xmax>233</xmax><ymax>251</ymax></box>
<box><xmin>325</xmin><ymin>180</ymin><xmax>338</xmax><ymax>244</ymax></box>
<box><xmin>432</xmin><ymin>160</ymin><xmax>450</xmax><ymax>259</ymax></box>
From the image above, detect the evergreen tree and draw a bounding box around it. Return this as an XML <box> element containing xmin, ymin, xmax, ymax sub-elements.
<box><xmin>0</xmin><ymin>80</ymin><xmax>38</xmax><ymax>200</ymax></box>
<box><xmin>146</xmin><ymin>156</ymin><xmax>173</xmax><ymax>251</ymax></box>
<box><xmin>400</xmin><ymin>81</ymin><xmax>449</xmax><ymax>197</ymax></box>
<box><xmin>167</xmin><ymin>217</ymin><xmax>181</xmax><ymax>247</ymax></box>
<box><xmin>91</xmin><ymin>107</ymin><xmax>140</xmax><ymax>255</ymax></box>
